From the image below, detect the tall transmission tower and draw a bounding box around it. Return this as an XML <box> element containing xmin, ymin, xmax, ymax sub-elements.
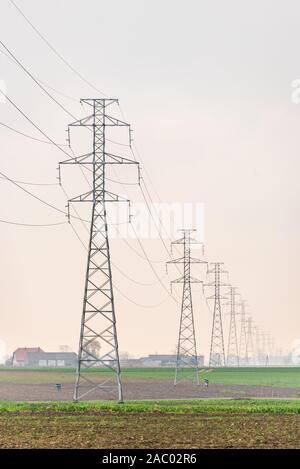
<box><xmin>256</xmin><ymin>329</ymin><xmax>268</xmax><ymax>366</ymax></box>
<box><xmin>265</xmin><ymin>334</ymin><xmax>274</xmax><ymax>366</ymax></box>
<box><xmin>60</xmin><ymin>98</ymin><xmax>139</xmax><ymax>402</ymax></box>
<box><xmin>204</xmin><ymin>263</ymin><xmax>229</xmax><ymax>367</ymax></box>
<box><xmin>167</xmin><ymin>229</ymin><xmax>206</xmax><ymax>385</ymax></box>
<box><xmin>245</xmin><ymin>316</ymin><xmax>255</xmax><ymax>365</ymax></box>
<box><xmin>238</xmin><ymin>300</ymin><xmax>249</xmax><ymax>366</ymax></box>
<box><xmin>253</xmin><ymin>325</ymin><xmax>260</xmax><ymax>365</ymax></box>
<box><xmin>226</xmin><ymin>286</ymin><xmax>240</xmax><ymax>367</ymax></box>
<box><xmin>255</xmin><ymin>326</ymin><xmax>266</xmax><ymax>366</ymax></box>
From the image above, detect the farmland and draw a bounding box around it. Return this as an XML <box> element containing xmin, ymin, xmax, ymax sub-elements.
<box><xmin>1</xmin><ymin>366</ymin><xmax>300</xmax><ymax>385</ymax></box>
<box><xmin>0</xmin><ymin>367</ymin><xmax>300</xmax><ymax>401</ymax></box>
<box><xmin>0</xmin><ymin>400</ymin><xmax>300</xmax><ymax>448</ymax></box>
<box><xmin>1</xmin><ymin>367</ymin><xmax>300</xmax><ymax>448</ymax></box>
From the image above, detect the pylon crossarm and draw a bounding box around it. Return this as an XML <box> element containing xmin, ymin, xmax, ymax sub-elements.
<box><xmin>167</xmin><ymin>256</ymin><xmax>185</xmax><ymax>264</ymax></box>
<box><xmin>171</xmin><ymin>237</ymin><xmax>185</xmax><ymax>245</ymax></box>
<box><xmin>104</xmin><ymin>191</ymin><xmax>129</xmax><ymax>203</ymax></box>
<box><xmin>59</xmin><ymin>152</ymin><xmax>94</xmax><ymax>166</ymax></box>
<box><xmin>105</xmin><ymin>114</ymin><xmax>129</xmax><ymax>127</ymax></box>
<box><xmin>105</xmin><ymin>152</ymin><xmax>138</xmax><ymax>165</ymax></box>
<box><xmin>190</xmin><ymin>277</ymin><xmax>202</xmax><ymax>284</ymax></box>
<box><xmin>68</xmin><ymin>190</ymin><xmax>94</xmax><ymax>203</ymax></box>
<box><xmin>171</xmin><ymin>277</ymin><xmax>185</xmax><ymax>284</ymax></box>
<box><xmin>190</xmin><ymin>257</ymin><xmax>207</xmax><ymax>263</ymax></box>
<box><xmin>69</xmin><ymin>114</ymin><xmax>94</xmax><ymax>128</ymax></box>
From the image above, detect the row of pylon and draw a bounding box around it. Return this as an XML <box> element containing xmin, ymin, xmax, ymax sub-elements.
<box><xmin>167</xmin><ymin>228</ymin><xmax>277</xmax><ymax>385</ymax></box>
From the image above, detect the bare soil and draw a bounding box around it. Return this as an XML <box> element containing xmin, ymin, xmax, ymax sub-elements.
<box><xmin>0</xmin><ymin>412</ymin><xmax>299</xmax><ymax>448</ymax></box>
<box><xmin>0</xmin><ymin>378</ymin><xmax>299</xmax><ymax>401</ymax></box>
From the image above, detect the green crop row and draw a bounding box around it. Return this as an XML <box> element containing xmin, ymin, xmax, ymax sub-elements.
<box><xmin>0</xmin><ymin>399</ymin><xmax>300</xmax><ymax>414</ymax></box>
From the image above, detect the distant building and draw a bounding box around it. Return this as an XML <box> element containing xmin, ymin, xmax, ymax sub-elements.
<box><xmin>119</xmin><ymin>358</ymin><xmax>143</xmax><ymax>368</ymax></box>
<box><xmin>26</xmin><ymin>352</ymin><xmax>77</xmax><ymax>368</ymax></box>
<box><xmin>12</xmin><ymin>347</ymin><xmax>44</xmax><ymax>367</ymax></box>
<box><xmin>12</xmin><ymin>347</ymin><xmax>77</xmax><ymax>368</ymax></box>
<box><xmin>141</xmin><ymin>354</ymin><xmax>204</xmax><ymax>367</ymax></box>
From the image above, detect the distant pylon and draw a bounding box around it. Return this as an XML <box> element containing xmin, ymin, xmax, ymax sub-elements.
<box><xmin>245</xmin><ymin>316</ymin><xmax>255</xmax><ymax>365</ymax></box>
<box><xmin>258</xmin><ymin>330</ymin><xmax>268</xmax><ymax>366</ymax></box>
<box><xmin>204</xmin><ymin>263</ymin><xmax>229</xmax><ymax>367</ymax></box>
<box><xmin>265</xmin><ymin>334</ymin><xmax>274</xmax><ymax>366</ymax></box>
<box><xmin>238</xmin><ymin>300</ymin><xmax>249</xmax><ymax>365</ymax></box>
<box><xmin>60</xmin><ymin>98</ymin><xmax>139</xmax><ymax>402</ymax></box>
<box><xmin>226</xmin><ymin>286</ymin><xmax>240</xmax><ymax>366</ymax></box>
<box><xmin>167</xmin><ymin>229</ymin><xmax>206</xmax><ymax>385</ymax></box>
<box><xmin>254</xmin><ymin>326</ymin><xmax>261</xmax><ymax>365</ymax></box>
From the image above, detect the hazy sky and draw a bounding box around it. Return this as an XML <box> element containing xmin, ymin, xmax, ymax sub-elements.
<box><xmin>0</xmin><ymin>0</ymin><xmax>300</xmax><ymax>361</ymax></box>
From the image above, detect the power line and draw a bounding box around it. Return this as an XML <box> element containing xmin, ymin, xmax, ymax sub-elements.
<box><xmin>129</xmin><ymin>222</ymin><xmax>179</xmax><ymax>304</ymax></box>
<box><xmin>9</xmin><ymin>0</ymin><xmax>108</xmax><ymax>97</ymax></box>
<box><xmin>63</xmin><ymin>184</ymin><xmax>161</xmax><ymax>288</ymax></box>
<box><xmin>0</xmin><ymin>218</ymin><xmax>66</xmax><ymax>227</ymax></box>
<box><xmin>68</xmin><ymin>219</ymin><xmax>167</xmax><ymax>307</ymax></box>
<box><xmin>0</xmin><ymin>46</ymin><xmax>79</xmax><ymax>104</ymax></box>
<box><xmin>0</xmin><ymin>40</ymin><xmax>76</xmax><ymax>120</ymax></box>
<box><xmin>2</xmin><ymin>27</ymin><xmax>192</xmax><ymax>281</ymax></box>
<box><xmin>0</xmin><ymin>121</ymin><xmax>67</xmax><ymax>147</ymax></box>
<box><xmin>1</xmin><ymin>50</ymin><xmax>128</xmax><ymax>158</ymax></box>
<box><xmin>0</xmin><ymin>175</ymin><xmax>58</xmax><ymax>187</ymax></box>
<box><xmin>108</xmin><ymin>165</ymin><xmax>181</xmax><ymax>301</ymax></box>
<box><xmin>62</xmin><ymin>174</ymin><xmax>165</xmax><ymax>288</ymax></box>
<box><xmin>0</xmin><ymin>88</ymin><xmax>72</xmax><ymax>159</ymax></box>
<box><xmin>107</xmin><ymin>166</ymin><xmax>179</xmax><ymax>299</ymax></box>
<box><xmin>2</xmin><ymin>47</ymin><xmax>177</xmax><ymax>300</ymax></box>
<box><xmin>0</xmin><ymin>168</ymin><xmax>67</xmax><ymax>216</ymax></box>
<box><xmin>107</xmin><ymin>177</ymin><xmax>139</xmax><ymax>186</ymax></box>
<box><xmin>117</xmin><ymin>104</ymin><xmax>182</xmax><ymax>262</ymax></box>
<box><xmin>0</xmin><ymin>167</ymin><xmax>91</xmax><ymax>225</ymax></box>
<box><xmin>113</xmin><ymin>263</ymin><xmax>160</xmax><ymax>287</ymax></box>
<box><xmin>1</xmin><ymin>45</ymin><xmax>130</xmax><ymax>151</ymax></box>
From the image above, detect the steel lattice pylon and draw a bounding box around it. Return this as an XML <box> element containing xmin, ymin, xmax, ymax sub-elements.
<box><xmin>204</xmin><ymin>263</ymin><xmax>229</xmax><ymax>367</ymax></box>
<box><xmin>60</xmin><ymin>98</ymin><xmax>139</xmax><ymax>402</ymax></box>
<box><xmin>167</xmin><ymin>229</ymin><xmax>206</xmax><ymax>385</ymax></box>
<box><xmin>245</xmin><ymin>316</ymin><xmax>255</xmax><ymax>365</ymax></box>
<box><xmin>238</xmin><ymin>300</ymin><xmax>249</xmax><ymax>366</ymax></box>
<box><xmin>226</xmin><ymin>286</ymin><xmax>240</xmax><ymax>366</ymax></box>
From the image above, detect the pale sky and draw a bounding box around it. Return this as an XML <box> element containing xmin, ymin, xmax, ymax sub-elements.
<box><xmin>0</xmin><ymin>0</ymin><xmax>300</xmax><ymax>361</ymax></box>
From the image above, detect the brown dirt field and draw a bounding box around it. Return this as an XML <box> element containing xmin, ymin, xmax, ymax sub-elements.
<box><xmin>0</xmin><ymin>412</ymin><xmax>299</xmax><ymax>448</ymax></box>
<box><xmin>0</xmin><ymin>378</ymin><xmax>299</xmax><ymax>401</ymax></box>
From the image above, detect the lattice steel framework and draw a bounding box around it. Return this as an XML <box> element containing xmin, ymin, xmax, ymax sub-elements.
<box><xmin>254</xmin><ymin>325</ymin><xmax>262</xmax><ymax>365</ymax></box>
<box><xmin>226</xmin><ymin>286</ymin><xmax>240</xmax><ymax>366</ymax></box>
<box><xmin>60</xmin><ymin>98</ymin><xmax>139</xmax><ymax>402</ymax></box>
<box><xmin>245</xmin><ymin>316</ymin><xmax>255</xmax><ymax>365</ymax></box>
<box><xmin>167</xmin><ymin>229</ymin><xmax>206</xmax><ymax>385</ymax></box>
<box><xmin>204</xmin><ymin>263</ymin><xmax>229</xmax><ymax>367</ymax></box>
<box><xmin>238</xmin><ymin>300</ymin><xmax>249</xmax><ymax>366</ymax></box>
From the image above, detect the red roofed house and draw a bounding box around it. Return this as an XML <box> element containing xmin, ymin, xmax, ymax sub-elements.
<box><xmin>12</xmin><ymin>347</ymin><xmax>44</xmax><ymax>367</ymax></box>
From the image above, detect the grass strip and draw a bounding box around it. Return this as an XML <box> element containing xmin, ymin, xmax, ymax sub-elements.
<box><xmin>0</xmin><ymin>399</ymin><xmax>300</xmax><ymax>414</ymax></box>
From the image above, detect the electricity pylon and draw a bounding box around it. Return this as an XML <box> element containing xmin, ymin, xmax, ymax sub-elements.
<box><xmin>254</xmin><ymin>325</ymin><xmax>262</xmax><ymax>365</ymax></box>
<box><xmin>60</xmin><ymin>98</ymin><xmax>139</xmax><ymax>402</ymax></box>
<box><xmin>238</xmin><ymin>300</ymin><xmax>249</xmax><ymax>366</ymax></box>
<box><xmin>204</xmin><ymin>263</ymin><xmax>229</xmax><ymax>367</ymax></box>
<box><xmin>265</xmin><ymin>334</ymin><xmax>275</xmax><ymax>366</ymax></box>
<box><xmin>167</xmin><ymin>229</ymin><xmax>206</xmax><ymax>385</ymax></box>
<box><xmin>245</xmin><ymin>316</ymin><xmax>255</xmax><ymax>365</ymax></box>
<box><xmin>257</xmin><ymin>329</ymin><xmax>269</xmax><ymax>366</ymax></box>
<box><xmin>226</xmin><ymin>286</ymin><xmax>240</xmax><ymax>366</ymax></box>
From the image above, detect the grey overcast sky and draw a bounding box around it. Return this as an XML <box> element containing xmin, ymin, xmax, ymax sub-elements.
<box><xmin>0</xmin><ymin>0</ymin><xmax>300</xmax><ymax>361</ymax></box>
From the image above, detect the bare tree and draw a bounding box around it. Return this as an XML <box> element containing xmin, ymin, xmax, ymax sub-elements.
<box><xmin>84</xmin><ymin>340</ymin><xmax>101</xmax><ymax>359</ymax></box>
